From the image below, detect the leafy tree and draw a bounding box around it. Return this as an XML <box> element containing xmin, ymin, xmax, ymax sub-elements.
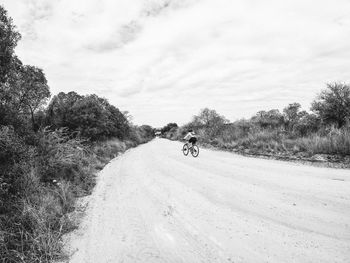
<box><xmin>104</xmin><ymin>103</ymin><xmax>130</xmax><ymax>139</ymax></box>
<box><xmin>47</xmin><ymin>91</ymin><xmax>82</xmax><ymax>129</ymax></box>
<box><xmin>253</xmin><ymin>109</ymin><xmax>284</xmax><ymax>129</ymax></box>
<box><xmin>0</xmin><ymin>5</ymin><xmax>21</xmax><ymax>83</ymax></box>
<box><xmin>193</xmin><ymin>108</ymin><xmax>228</xmax><ymax>128</ymax></box>
<box><xmin>1</xmin><ymin>61</ymin><xmax>50</xmax><ymax>131</ymax></box>
<box><xmin>191</xmin><ymin>108</ymin><xmax>229</xmax><ymax>136</ymax></box>
<box><xmin>0</xmin><ymin>8</ymin><xmax>49</xmax><ymax>131</ymax></box>
<box><xmin>138</xmin><ymin>125</ymin><xmax>155</xmax><ymax>140</ymax></box>
<box><xmin>283</xmin><ymin>103</ymin><xmax>301</xmax><ymax>127</ymax></box>
<box><xmin>161</xmin><ymin>123</ymin><xmax>178</xmax><ymax>134</ymax></box>
<box><xmin>18</xmin><ymin>66</ymin><xmax>50</xmax><ymax>130</ymax></box>
<box><xmin>283</xmin><ymin>103</ymin><xmax>308</xmax><ymax>131</ymax></box>
<box><xmin>311</xmin><ymin>83</ymin><xmax>350</xmax><ymax>128</ymax></box>
<box><xmin>47</xmin><ymin>92</ymin><xmax>130</xmax><ymax>141</ymax></box>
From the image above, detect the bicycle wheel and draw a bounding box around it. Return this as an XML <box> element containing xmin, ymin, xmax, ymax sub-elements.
<box><xmin>182</xmin><ymin>144</ymin><xmax>189</xmax><ymax>156</ymax></box>
<box><xmin>191</xmin><ymin>145</ymin><xmax>199</xmax><ymax>157</ymax></box>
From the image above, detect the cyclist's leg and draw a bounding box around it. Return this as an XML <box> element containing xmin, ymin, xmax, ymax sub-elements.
<box><xmin>192</xmin><ymin>137</ymin><xmax>197</xmax><ymax>145</ymax></box>
<box><xmin>189</xmin><ymin>138</ymin><xmax>195</xmax><ymax>148</ymax></box>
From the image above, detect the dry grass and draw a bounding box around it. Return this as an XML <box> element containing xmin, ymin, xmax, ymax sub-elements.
<box><xmin>296</xmin><ymin>127</ymin><xmax>350</xmax><ymax>155</ymax></box>
<box><xmin>0</xmin><ymin>183</ymin><xmax>76</xmax><ymax>263</ymax></box>
<box><xmin>170</xmin><ymin>125</ymin><xmax>350</xmax><ymax>158</ymax></box>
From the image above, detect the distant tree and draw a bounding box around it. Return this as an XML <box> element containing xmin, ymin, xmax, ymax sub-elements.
<box><xmin>311</xmin><ymin>83</ymin><xmax>350</xmax><ymax>128</ymax></box>
<box><xmin>283</xmin><ymin>103</ymin><xmax>307</xmax><ymax>131</ymax></box>
<box><xmin>253</xmin><ymin>109</ymin><xmax>284</xmax><ymax>129</ymax></box>
<box><xmin>0</xmin><ymin>5</ymin><xmax>21</xmax><ymax>83</ymax></box>
<box><xmin>161</xmin><ymin>123</ymin><xmax>178</xmax><ymax>134</ymax></box>
<box><xmin>138</xmin><ymin>125</ymin><xmax>155</xmax><ymax>139</ymax></box>
<box><xmin>104</xmin><ymin>103</ymin><xmax>130</xmax><ymax>139</ymax></box>
<box><xmin>191</xmin><ymin>108</ymin><xmax>229</xmax><ymax>136</ymax></box>
<box><xmin>193</xmin><ymin>108</ymin><xmax>228</xmax><ymax>128</ymax></box>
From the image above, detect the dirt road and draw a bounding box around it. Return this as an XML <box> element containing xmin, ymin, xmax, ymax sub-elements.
<box><xmin>65</xmin><ymin>139</ymin><xmax>350</xmax><ymax>263</ymax></box>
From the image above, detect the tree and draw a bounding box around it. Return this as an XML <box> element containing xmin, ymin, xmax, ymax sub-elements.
<box><xmin>294</xmin><ymin>113</ymin><xmax>319</xmax><ymax>136</ymax></box>
<box><xmin>193</xmin><ymin>108</ymin><xmax>228</xmax><ymax>127</ymax></box>
<box><xmin>105</xmin><ymin>104</ymin><xmax>130</xmax><ymax>139</ymax></box>
<box><xmin>19</xmin><ymin>66</ymin><xmax>51</xmax><ymax>130</ymax></box>
<box><xmin>138</xmin><ymin>125</ymin><xmax>155</xmax><ymax>139</ymax></box>
<box><xmin>192</xmin><ymin>108</ymin><xmax>229</xmax><ymax>136</ymax></box>
<box><xmin>0</xmin><ymin>62</ymin><xmax>50</xmax><ymax>131</ymax></box>
<box><xmin>47</xmin><ymin>91</ymin><xmax>82</xmax><ymax>129</ymax></box>
<box><xmin>161</xmin><ymin>123</ymin><xmax>178</xmax><ymax>134</ymax></box>
<box><xmin>311</xmin><ymin>83</ymin><xmax>350</xmax><ymax>128</ymax></box>
<box><xmin>0</xmin><ymin>5</ymin><xmax>21</xmax><ymax>83</ymax></box>
<box><xmin>253</xmin><ymin>109</ymin><xmax>284</xmax><ymax>129</ymax></box>
<box><xmin>283</xmin><ymin>103</ymin><xmax>307</xmax><ymax>131</ymax></box>
<box><xmin>46</xmin><ymin>92</ymin><xmax>130</xmax><ymax>141</ymax></box>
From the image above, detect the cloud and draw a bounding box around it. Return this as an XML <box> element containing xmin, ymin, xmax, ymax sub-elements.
<box><xmin>2</xmin><ymin>0</ymin><xmax>350</xmax><ymax>126</ymax></box>
<box><xmin>85</xmin><ymin>20</ymin><xmax>143</xmax><ymax>52</ymax></box>
<box><xmin>141</xmin><ymin>0</ymin><xmax>173</xmax><ymax>17</ymax></box>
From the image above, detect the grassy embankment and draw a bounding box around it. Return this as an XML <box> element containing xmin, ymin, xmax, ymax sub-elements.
<box><xmin>0</xmin><ymin>128</ymin><xmax>153</xmax><ymax>263</ymax></box>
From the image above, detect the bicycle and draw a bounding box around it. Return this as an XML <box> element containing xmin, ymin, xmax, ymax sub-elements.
<box><xmin>182</xmin><ymin>143</ymin><xmax>199</xmax><ymax>157</ymax></box>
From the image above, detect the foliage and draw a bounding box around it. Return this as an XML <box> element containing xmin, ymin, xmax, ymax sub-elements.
<box><xmin>311</xmin><ymin>83</ymin><xmax>350</xmax><ymax>128</ymax></box>
<box><xmin>47</xmin><ymin>92</ymin><xmax>130</xmax><ymax>141</ymax></box>
<box><xmin>161</xmin><ymin>123</ymin><xmax>178</xmax><ymax>134</ymax></box>
<box><xmin>35</xmin><ymin>128</ymin><xmax>90</xmax><ymax>187</ymax></box>
<box><xmin>0</xmin><ymin>57</ymin><xmax>50</xmax><ymax>132</ymax></box>
<box><xmin>282</xmin><ymin>103</ymin><xmax>309</xmax><ymax>131</ymax></box>
<box><xmin>0</xmin><ymin>125</ymin><xmax>31</xmax><ymax>209</ymax></box>
<box><xmin>252</xmin><ymin>109</ymin><xmax>284</xmax><ymax>129</ymax></box>
<box><xmin>192</xmin><ymin>108</ymin><xmax>229</xmax><ymax>137</ymax></box>
<box><xmin>0</xmin><ymin>5</ymin><xmax>21</xmax><ymax>83</ymax></box>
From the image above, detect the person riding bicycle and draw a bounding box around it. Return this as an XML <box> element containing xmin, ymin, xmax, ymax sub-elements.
<box><xmin>184</xmin><ymin>129</ymin><xmax>197</xmax><ymax>147</ymax></box>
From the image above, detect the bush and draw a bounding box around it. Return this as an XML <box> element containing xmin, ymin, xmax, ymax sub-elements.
<box><xmin>46</xmin><ymin>93</ymin><xmax>130</xmax><ymax>141</ymax></box>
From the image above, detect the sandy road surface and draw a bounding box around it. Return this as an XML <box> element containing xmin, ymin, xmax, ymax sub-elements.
<box><xmin>65</xmin><ymin>139</ymin><xmax>350</xmax><ymax>263</ymax></box>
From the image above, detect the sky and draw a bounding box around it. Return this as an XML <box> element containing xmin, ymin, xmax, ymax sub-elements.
<box><xmin>1</xmin><ymin>0</ymin><xmax>350</xmax><ymax>127</ymax></box>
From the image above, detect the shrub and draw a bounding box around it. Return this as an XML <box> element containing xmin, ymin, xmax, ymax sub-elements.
<box><xmin>46</xmin><ymin>93</ymin><xmax>130</xmax><ymax>141</ymax></box>
<box><xmin>35</xmin><ymin>127</ymin><xmax>94</xmax><ymax>193</ymax></box>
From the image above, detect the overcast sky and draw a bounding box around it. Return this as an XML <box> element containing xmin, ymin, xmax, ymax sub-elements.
<box><xmin>2</xmin><ymin>0</ymin><xmax>350</xmax><ymax>127</ymax></box>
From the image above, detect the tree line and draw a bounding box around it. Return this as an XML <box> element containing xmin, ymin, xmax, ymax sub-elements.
<box><xmin>161</xmin><ymin>83</ymin><xmax>350</xmax><ymax>157</ymax></box>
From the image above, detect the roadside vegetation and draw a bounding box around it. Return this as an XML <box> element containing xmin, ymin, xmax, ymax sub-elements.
<box><xmin>0</xmin><ymin>5</ymin><xmax>154</xmax><ymax>263</ymax></box>
<box><xmin>161</xmin><ymin>83</ymin><xmax>350</xmax><ymax>165</ymax></box>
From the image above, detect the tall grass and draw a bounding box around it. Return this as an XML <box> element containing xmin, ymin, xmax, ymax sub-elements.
<box><xmin>297</xmin><ymin>127</ymin><xmax>350</xmax><ymax>155</ymax></box>
<box><xmin>168</xmin><ymin>124</ymin><xmax>350</xmax><ymax>157</ymax></box>
<box><xmin>0</xmin><ymin>125</ymin><xmax>154</xmax><ymax>263</ymax></box>
<box><xmin>0</xmin><ymin>128</ymin><xmax>87</xmax><ymax>262</ymax></box>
